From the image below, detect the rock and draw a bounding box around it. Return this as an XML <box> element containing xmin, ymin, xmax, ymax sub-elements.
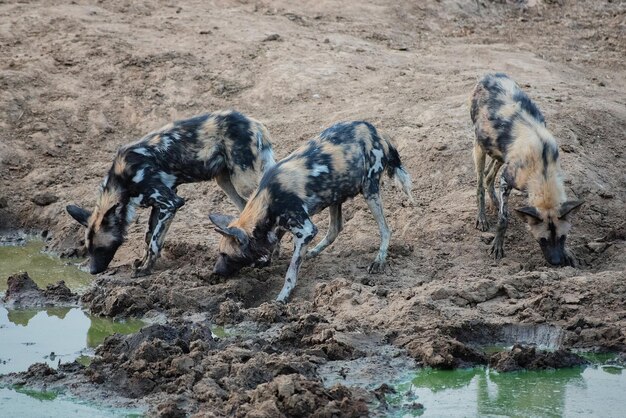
<box><xmin>24</xmin><ymin>362</ymin><xmax>57</xmax><ymax>378</ymax></box>
<box><xmin>262</xmin><ymin>34</ymin><xmax>281</xmax><ymax>42</ymax></box>
<box><xmin>587</xmin><ymin>242</ymin><xmax>609</xmax><ymax>253</ymax></box>
<box><xmin>276</xmin><ymin>374</ymin><xmax>296</xmax><ymax>398</ymax></box>
<box><xmin>4</xmin><ymin>272</ymin><xmax>40</xmax><ymax>298</ymax></box>
<box><xmin>0</xmin><ymin>196</ymin><xmax>7</xmax><ymax>208</ymax></box>
<box><xmin>431</xmin><ymin>287</ymin><xmax>454</xmax><ymax>301</ymax></box>
<box><xmin>171</xmin><ymin>356</ymin><xmax>194</xmax><ymax>373</ymax></box>
<box><xmin>193</xmin><ymin>377</ymin><xmax>228</xmax><ymax>401</ymax></box>
<box><xmin>154</xmin><ymin>399</ymin><xmax>186</xmax><ymax>418</ymax></box>
<box><xmin>43</xmin><ymin>280</ymin><xmax>79</xmax><ymax>304</ymax></box>
<box><xmin>561</xmin><ymin>293</ymin><xmax>581</xmax><ymax>304</ymax></box>
<box><xmin>434</xmin><ymin>143</ymin><xmax>447</xmax><ymax>151</ymax></box>
<box><xmin>373</xmin><ymin>383</ymin><xmax>395</xmax><ymax>406</ymax></box>
<box><xmin>597</xmin><ymin>190</ymin><xmax>614</xmax><ymax>199</ymax></box>
<box><xmin>242</xmin><ymin>374</ymin><xmax>368</xmax><ymax>417</ymax></box>
<box><xmin>489</xmin><ymin>344</ymin><xmax>588</xmax><ymax>372</ymax></box>
<box><xmin>31</xmin><ymin>192</ymin><xmax>59</xmax><ymax>206</ymax></box>
<box><xmin>88</xmin><ymin>287</ymin><xmax>152</xmax><ymax>317</ymax></box>
<box><xmin>32</xmin><ymin>121</ymin><xmax>49</xmax><ymax>132</ymax></box>
<box><xmin>405</xmin><ymin>335</ymin><xmax>488</xmax><ymax>369</ymax></box>
<box><xmin>1</xmin><ymin>272</ymin><xmax>78</xmax><ymax>308</ymax></box>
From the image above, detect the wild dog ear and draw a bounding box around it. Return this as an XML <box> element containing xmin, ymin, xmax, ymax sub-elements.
<box><xmin>515</xmin><ymin>206</ymin><xmax>542</xmax><ymax>224</ymax></box>
<box><xmin>229</xmin><ymin>227</ymin><xmax>249</xmax><ymax>247</ymax></box>
<box><xmin>559</xmin><ymin>200</ymin><xmax>584</xmax><ymax>219</ymax></box>
<box><xmin>101</xmin><ymin>203</ymin><xmax>121</xmax><ymax>226</ymax></box>
<box><xmin>213</xmin><ymin>226</ymin><xmax>249</xmax><ymax>247</ymax></box>
<box><xmin>209</xmin><ymin>213</ymin><xmax>235</xmax><ymax>231</ymax></box>
<box><xmin>66</xmin><ymin>205</ymin><xmax>92</xmax><ymax>227</ymax></box>
<box><xmin>209</xmin><ymin>214</ymin><xmax>248</xmax><ymax>247</ymax></box>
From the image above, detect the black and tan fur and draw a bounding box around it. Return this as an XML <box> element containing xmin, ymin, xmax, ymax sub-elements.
<box><xmin>209</xmin><ymin>121</ymin><xmax>413</xmax><ymax>302</ymax></box>
<box><xmin>67</xmin><ymin>110</ymin><xmax>275</xmax><ymax>275</ymax></box>
<box><xmin>470</xmin><ymin>73</ymin><xmax>583</xmax><ymax>266</ymax></box>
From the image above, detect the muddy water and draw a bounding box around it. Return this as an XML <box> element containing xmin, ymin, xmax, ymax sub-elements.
<box><xmin>382</xmin><ymin>365</ymin><xmax>626</xmax><ymax>417</ymax></box>
<box><xmin>0</xmin><ymin>387</ymin><xmax>142</xmax><ymax>417</ymax></box>
<box><xmin>0</xmin><ymin>306</ymin><xmax>144</xmax><ymax>374</ymax></box>
<box><xmin>0</xmin><ymin>237</ymin><xmax>144</xmax><ymax>374</ymax></box>
<box><xmin>0</xmin><ymin>237</ymin><xmax>146</xmax><ymax>415</ymax></box>
<box><xmin>0</xmin><ymin>239</ymin><xmax>91</xmax><ymax>294</ymax></box>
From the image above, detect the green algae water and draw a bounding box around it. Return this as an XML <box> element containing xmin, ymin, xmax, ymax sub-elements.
<box><xmin>0</xmin><ymin>306</ymin><xmax>145</xmax><ymax>374</ymax></box>
<box><xmin>0</xmin><ymin>239</ymin><xmax>92</xmax><ymax>294</ymax></box>
<box><xmin>0</xmin><ymin>387</ymin><xmax>142</xmax><ymax>417</ymax></box>
<box><xmin>384</xmin><ymin>365</ymin><xmax>626</xmax><ymax>417</ymax></box>
<box><xmin>210</xmin><ymin>325</ymin><xmax>236</xmax><ymax>339</ymax></box>
<box><xmin>0</xmin><ymin>237</ymin><xmax>145</xmax><ymax>416</ymax></box>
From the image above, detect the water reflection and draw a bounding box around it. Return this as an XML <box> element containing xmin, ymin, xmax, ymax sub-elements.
<box><xmin>0</xmin><ymin>307</ymin><xmax>144</xmax><ymax>374</ymax></box>
<box><xmin>0</xmin><ymin>239</ymin><xmax>91</xmax><ymax>294</ymax></box>
<box><xmin>389</xmin><ymin>365</ymin><xmax>626</xmax><ymax>417</ymax></box>
<box><xmin>0</xmin><ymin>387</ymin><xmax>143</xmax><ymax>417</ymax></box>
<box><xmin>477</xmin><ymin>368</ymin><xmax>584</xmax><ymax>417</ymax></box>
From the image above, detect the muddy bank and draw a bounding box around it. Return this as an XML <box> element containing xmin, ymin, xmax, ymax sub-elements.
<box><xmin>2</xmin><ymin>272</ymin><xmax>79</xmax><ymax>308</ymax></box>
<box><xmin>489</xmin><ymin>344</ymin><xmax>588</xmax><ymax>372</ymax></box>
<box><xmin>1</xmin><ymin>0</ymin><xmax>625</xmax><ymax>415</ymax></box>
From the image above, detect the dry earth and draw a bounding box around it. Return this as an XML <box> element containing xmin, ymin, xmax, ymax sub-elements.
<box><xmin>1</xmin><ymin>0</ymin><xmax>625</xmax><ymax>416</ymax></box>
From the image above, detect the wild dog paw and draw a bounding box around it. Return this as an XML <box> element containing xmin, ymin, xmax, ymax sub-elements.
<box><xmin>367</xmin><ymin>260</ymin><xmax>387</xmax><ymax>274</ymax></box>
<box><xmin>131</xmin><ymin>262</ymin><xmax>153</xmax><ymax>278</ymax></box>
<box><xmin>563</xmin><ymin>249</ymin><xmax>578</xmax><ymax>268</ymax></box>
<box><xmin>475</xmin><ymin>216</ymin><xmax>490</xmax><ymax>232</ymax></box>
<box><xmin>490</xmin><ymin>242</ymin><xmax>504</xmax><ymax>260</ymax></box>
<box><xmin>305</xmin><ymin>249</ymin><xmax>319</xmax><ymax>259</ymax></box>
<box><xmin>275</xmin><ymin>290</ymin><xmax>290</xmax><ymax>303</ymax></box>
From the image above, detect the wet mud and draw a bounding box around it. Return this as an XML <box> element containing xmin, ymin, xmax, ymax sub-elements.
<box><xmin>1</xmin><ymin>0</ymin><xmax>625</xmax><ymax>416</ymax></box>
<box><xmin>3</xmin><ymin>272</ymin><xmax>79</xmax><ymax>308</ymax></box>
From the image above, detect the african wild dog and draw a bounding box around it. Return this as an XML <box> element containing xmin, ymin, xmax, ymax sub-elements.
<box><xmin>208</xmin><ymin>121</ymin><xmax>413</xmax><ymax>302</ymax></box>
<box><xmin>66</xmin><ymin>111</ymin><xmax>275</xmax><ymax>276</ymax></box>
<box><xmin>470</xmin><ymin>73</ymin><xmax>583</xmax><ymax>266</ymax></box>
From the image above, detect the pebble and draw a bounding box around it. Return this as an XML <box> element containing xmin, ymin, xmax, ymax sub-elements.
<box><xmin>31</xmin><ymin>192</ymin><xmax>59</xmax><ymax>206</ymax></box>
<box><xmin>263</xmin><ymin>33</ymin><xmax>281</xmax><ymax>42</ymax></box>
<box><xmin>587</xmin><ymin>242</ymin><xmax>609</xmax><ymax>253</ymax></box>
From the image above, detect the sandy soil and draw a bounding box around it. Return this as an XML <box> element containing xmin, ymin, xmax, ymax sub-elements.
<box><xmin>1</xmin><ymin>0</ymin><xmax>625</xmax><ymax>416</ymax></box>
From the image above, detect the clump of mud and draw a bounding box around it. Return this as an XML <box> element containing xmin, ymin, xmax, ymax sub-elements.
<box><xmin>79</xmin><ymin>316</ymin><xmax>368</xmax><ymax>416</ymax></box>
<box><xmin>489</xmin><ymin>344</ymin><xmax>588</xmax><ymax>372</ymax></box>
<box><xmin>3</xmin><ymin>272</ymin><xmax>79</xmax><ymax>308</ymax></box>
<box><xmin>235</xmin><ymin>374</ymin><xmax>368</xmax><ymax>417</ymax></box>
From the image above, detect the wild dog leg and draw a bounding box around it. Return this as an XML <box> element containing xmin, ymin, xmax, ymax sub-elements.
<box><xmin>473</xmin><ymin>140</ymin><xmax>489</xmax><ymax>231</ymax></box>
<box><xmin>306</xmin><ymin>204</ymin><xmax>342</xmax><ymax>259</ymax></box>
<box><xmin>491</xmin><ymin>170</ymin><xmax>512</xmax><ymax>259</ymax></box>
<box><xmin>485</xmin><ymin>158</ymin><xmax>503</xmax><ymax>210</ymax></box>
<box><xmin>132</xmin><ymin>187</ymin><xmax>184</xmax><ymax>277</ymax></box>
<box><xmin>134</xmin><ymin>207</ymin><xmax>160</xmax><ymax>268</ymax></box>
<box><xmin>276</xmin><ymin>218</ymin><xmax>317</xmax><ymax>302</ymax></box>
<box><xmin>271</xmin><ymin>228</ymin><xmax>287</xmax><ymax>261</ymax></box>
<box><xmin>365</xmin><ymin>194</ymin><xmax>391</xmax><ymax>274</ymax></box>
<box><xmin>216</xmin><ymin>172</ymin><xmax>247</xmax><ymax>212</ymax></box>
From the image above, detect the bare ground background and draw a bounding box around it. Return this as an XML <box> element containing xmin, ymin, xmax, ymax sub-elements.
<box><xmin>0</xmin><ymin>0</ymin><xmax>625</xmax><ymax>416</ymax></box>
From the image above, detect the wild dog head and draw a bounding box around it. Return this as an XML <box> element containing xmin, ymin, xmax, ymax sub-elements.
<box><xmin>208</xmin><ymin>213</ymin><xmax>278</xmax><ymax>277</ymax></box>
<box><xmin>66</xmin><ymin>189</ymin><xmax>127</xmax><ymax>274</ymax></box>
<box><xmin>515</xmin><ymin>200</ymin><xmax>584</xmax><ymax>266</ymax></box>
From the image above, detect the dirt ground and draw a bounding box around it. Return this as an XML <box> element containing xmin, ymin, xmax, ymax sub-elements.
<box><xmin>1</xmin><ymin>0</ymin><xmax>625</xmax><ymax>416</ymax></box>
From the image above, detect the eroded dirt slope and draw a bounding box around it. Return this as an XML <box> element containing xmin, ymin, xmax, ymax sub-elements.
<box><xmin>1</xmin><ymin>0</ymin><xmax>625</xmax><ymax>416</ymax></box>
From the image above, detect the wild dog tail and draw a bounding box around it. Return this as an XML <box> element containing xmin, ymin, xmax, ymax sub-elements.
<box><xmin>384</xmin><ymin>136</ymin><xmax>414</xmax><ymax>203</ymax></box>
